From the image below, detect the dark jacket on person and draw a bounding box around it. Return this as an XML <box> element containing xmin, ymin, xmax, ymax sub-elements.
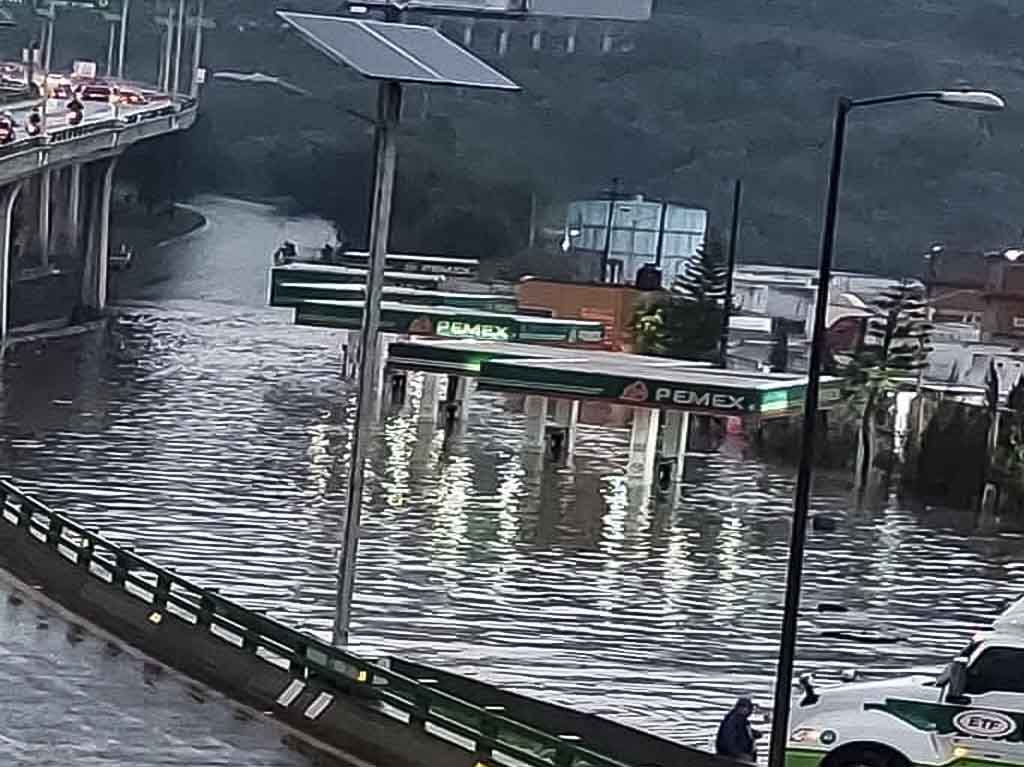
<box><xmin>715</xmin><ymin>707</ymin><xmax>755</xmax><ymax>759</ymax></box>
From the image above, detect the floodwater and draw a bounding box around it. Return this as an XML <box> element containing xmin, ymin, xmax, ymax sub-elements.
<box><xmin>1</xmin><ymin>195</ymin><xmax>1022</xmax><ymax>747</ymax></box>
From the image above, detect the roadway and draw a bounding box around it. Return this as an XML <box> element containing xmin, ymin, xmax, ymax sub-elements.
<box><xmin>0</xmin><ymin>74</ymin><xmax>178</xmax><ymax>146</ymax></box>
<box><xmin>0</xmin><ymin>576</ymin><xmax>319</xmax><ymax>766</ymax></box>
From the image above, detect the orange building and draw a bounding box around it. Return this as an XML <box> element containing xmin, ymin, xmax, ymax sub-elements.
<box><xmin>516</xmin><ymin>277</ymin><xmax>660</xmax><ymax>351</ymax></box>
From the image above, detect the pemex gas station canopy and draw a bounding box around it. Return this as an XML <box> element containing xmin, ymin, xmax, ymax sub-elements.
<box><xmin>388</xmin><ymin>339</ymin><xmax>842</xmax><ymax>419</ymax></box>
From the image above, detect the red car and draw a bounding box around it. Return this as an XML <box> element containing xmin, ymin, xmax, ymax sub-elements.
<box><xmin>118</xmin><ymin>88</ymin><xmax>146</xmax><ymax>106</ymax></box>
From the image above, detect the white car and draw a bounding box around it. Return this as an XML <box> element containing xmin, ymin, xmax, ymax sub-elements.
<box><xmin>787</xmin><ymin>600</ymin><xmax>1024</xmax><ymax>767</ymax></box>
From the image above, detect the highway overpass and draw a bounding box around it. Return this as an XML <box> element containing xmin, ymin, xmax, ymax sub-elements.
<box><xmin>0</xmin><ymin>89</ymin><xmax>198</xmax><ymax>346</ymax></box>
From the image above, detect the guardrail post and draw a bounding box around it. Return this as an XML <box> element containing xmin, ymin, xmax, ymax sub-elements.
<box><xmin>197</xmin><ymin>592</ymin><xmax>216</xmax><ymax>628</ymax></box>
<box><xmin>112</xmin><ymin>550</ymin><xmax>130</xmax><ymax>587</ymax></box>
<box><xmin>475</xmin><ymin>705</ymin><xmax>504</xmax><ymax>761</ymax></box>
<box><xmin>78</xmin><ymin>536</ymin><xmax>94</xmax><ymax>569</ymax></box>
<box><xmin>16</xmin><ymin>499</ymin><xmax>33</xmax><ymax>527</ymax></box>
<box><xmin>410</xmin><ymin>678</ymin><xmax>437</xmax><ymax>729</ymax></box>
<box><xmin>289</xmin><ymin>644</ymin><xmax>308</xmax><ymax>678</ymax></box>
<box><xmin>554</xmin><ymin>735</ymin><xmax>582</xmax><ymax>767</ymax></box>
<box><xmin>242</xmin><ymin>626</ymin><xmax>259</xmax><ymax>652</ymax></box>
<box><xmin>153</xmin><ymin>573</ymin><xmax>171</xmax><ymax>609</ymax></box>
<box><xmin>45</xmin><ymin>516</ymin><xmax>63</xmax><ymax>546</ymax></box>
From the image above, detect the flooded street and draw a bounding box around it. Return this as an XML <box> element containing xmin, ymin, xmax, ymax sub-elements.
<box><xmin>1</xmin><ymin>195</ymin><xmax>1022</xmax><ymax>746</ymax></box>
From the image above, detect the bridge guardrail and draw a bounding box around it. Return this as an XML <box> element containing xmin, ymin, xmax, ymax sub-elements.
<box><xmin>0</xmin><ymin>98</ymin><xmax>193</xmax><ymax>161</ymax></box>
<box><xmin>0</xmin><ymin>479</ymin><xmax>634</xmax><ymax>767</ymax></box>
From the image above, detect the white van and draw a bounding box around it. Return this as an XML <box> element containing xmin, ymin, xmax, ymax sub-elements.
<box><xmin>787</xmin><ymin>598</ymin><xmax>1024</xmax><ymax>767</ymax></box>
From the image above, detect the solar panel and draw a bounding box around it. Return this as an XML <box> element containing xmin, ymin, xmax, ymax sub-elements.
<box><xmin>277</xmin><ymin>12</ymin><xmax>520</xmax><ymax>90</ymax></box>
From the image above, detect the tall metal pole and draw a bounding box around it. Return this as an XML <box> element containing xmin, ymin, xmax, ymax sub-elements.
<box><xmin>117</xmin><ymin>0</ymin><xmax>130</xmax><ymax>79</ymax></box>
<box><xmin>600</xmin><ymin>176</ymin><xmax>619</xmax><ymax>283</ymax></box>
<box><xmin>334</xmin><ymin>80</ymin><xmax>402</xmax><ymax>647</ymax></box>
<box><xmin>172</xmin><ymin>0</ymin><xmax>186</xmax><ymax>95</ymax></box>
<box><xmin>106</xmin><ymin>21</ymin><xmax>116</xmax><ymax>77</ymax></box>
<box><xmin>654</xmin><ymin>199</ymin><xmax>668</xmax><ymax>269</ymax></box>
<box><xmin>720</xmin><ymin>178</ymin><xmax>742</xmax><ymax>366</ymax></box>
<box><xmin>162</xmin><ymin>6</ymin><xmax>173</xmax><ymax>92</ymax></box>
<box><xmin>768</xmin><ymin>98</ymin><xmax>849</xmax><ymax>767</ymax></box>
<box><xmin>189</xmin><ymin>0</ymin><xmax>205</xmax><ymax>99</ymax></box>
<box><xmin>43</xmin><ymin>14</ymin><xmax>53</xmax><ymax>72</ymax></box>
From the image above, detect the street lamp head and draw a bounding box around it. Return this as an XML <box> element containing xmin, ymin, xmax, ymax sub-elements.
<box><xmin>933</xmin><ymin>90</ymin><xmax>1006</xmax><ymax>112</ymax></box>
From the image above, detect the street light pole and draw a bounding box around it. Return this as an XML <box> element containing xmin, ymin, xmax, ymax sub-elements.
<box><xmin>767</xmin><ymin>89</ymin><xmax>1005</xmax><ymax>767</ymax></box>
<box><xmin>334</xmin><ymin>80</ymin><xmax>402</xmax><ymax>647</ymax></box>
<box><xmin>767</xmin><ymin>96</ymin><xmax>848</xmax><ymax>767</ymax></box>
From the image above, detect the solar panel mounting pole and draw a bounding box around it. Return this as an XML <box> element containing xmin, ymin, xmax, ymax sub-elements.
<box><xmin>334</xmin><ymin>78</ymin><xmax>402</xmax><ymax>647</ymax></box>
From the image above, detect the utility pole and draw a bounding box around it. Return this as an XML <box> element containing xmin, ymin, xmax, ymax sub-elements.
<box><xmin>654</xmin><ymin>199</ymin><xmax>668</xmax><ymax>269</ymax></box>
<box><xmin>600</xmin><ymin>176</ymin><xmax>620</xmax><ymax>283</ymax></box>
<box><xmin>720</xmin><ymin>179</ymin><xmax>743</xmax><ymax>367</ymax></box>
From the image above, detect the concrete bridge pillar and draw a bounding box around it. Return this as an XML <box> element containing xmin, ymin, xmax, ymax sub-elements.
<box><xmin>48</xmin><ymin>165</ymin><xmax>84</xmax><ymax>263</ymax></box>
<box><xmin>0</xmin><ymin>182</ymin><xmax>24</xmax><ymax>351</ymax></box>
<box><xmin>68</xmin><ymin>163</ymin><xmax>82</xmax><ymax>235</ymax></box>
<box><xmin>38</xmin><ymin>169</ymin><xmax>51</xmax><ymax>270</ymax></box>
<box><xmin>52</xmin><ymin>164</ymin><xmax>84</xmax><ymax>258</ymax></box>
<box><xmin>80</xmin><ymin>158</ymin><xmax>118</xmax><ymax>313</ymax></box>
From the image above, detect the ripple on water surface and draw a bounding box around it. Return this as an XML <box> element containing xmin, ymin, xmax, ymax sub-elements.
<box><xmin>1</xmin><ymin>198</ymin><xmax>1022</xmax><ymax>747</ymax></box>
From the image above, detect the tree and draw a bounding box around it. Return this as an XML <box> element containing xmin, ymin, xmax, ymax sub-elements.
<box><xmin>630</xmin><ymin>234</ymin><xmax>729</xmax><ymax>361</ymax></box>
<box><xmin>841</xmin><ymin>281</ymin><xmax>932</xmax><ymax>496</ymax></box>
<box><xmin>672</xmin><ymin>235</ymin><xmax>728</xmax><ymax>305</ymax></box>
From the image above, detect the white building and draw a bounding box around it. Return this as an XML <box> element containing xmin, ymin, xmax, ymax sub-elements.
<box><xmin>562</xmin><ymin>196</ymin><xmax>707</xmax><ymax>285</ymax></box>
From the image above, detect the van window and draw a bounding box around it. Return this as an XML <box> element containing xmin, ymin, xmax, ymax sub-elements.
<box><xmin>966</xmin><ymin>648</ymin><xmax>1024</xmax><ymax>695</ymax></box>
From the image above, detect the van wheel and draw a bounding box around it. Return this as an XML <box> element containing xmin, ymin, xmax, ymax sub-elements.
<box><xmin>830</xmin><ymin>748</ymin><xmax>907</xmax><ymax>767</ymax></box>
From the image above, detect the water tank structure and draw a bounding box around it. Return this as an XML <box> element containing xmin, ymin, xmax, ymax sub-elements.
<box><xmin>562</xmin><ymin>196</ymin><xmax>708</xmax><ymax>285</ymax></box>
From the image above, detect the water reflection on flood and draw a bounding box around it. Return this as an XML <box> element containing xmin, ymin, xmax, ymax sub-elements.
<box><xmin>0</xmin><ymin>196</ymin><xmax>1021</xmax><ymax>745</ymax></box>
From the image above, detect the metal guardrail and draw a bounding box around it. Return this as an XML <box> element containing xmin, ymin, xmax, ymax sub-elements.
<box><xmin>0</xmin><ymin>479</ymin><xmax>634</xmax><ymax>767</ymax></box>
<box><xmin>0</xmin><ymin>99</ymin><xmax>191</xmax><ymax>161</ymax></box>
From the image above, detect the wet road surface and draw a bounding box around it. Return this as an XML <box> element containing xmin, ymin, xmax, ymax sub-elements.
<box><xmin>1</xmin><ymin>195</ymin><xmax>1022</xmax><ymax>748</ymax></box>
<box><xmin>0</xmin><ymin>575</ymin><xmax>314</xmax><ymax>766</ymax></box>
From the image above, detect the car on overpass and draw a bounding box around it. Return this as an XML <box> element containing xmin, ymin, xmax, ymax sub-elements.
<box><xmin>77</xmin><ymin>80</ymin><xmax>114</xmax><ymax>102</ymax></box>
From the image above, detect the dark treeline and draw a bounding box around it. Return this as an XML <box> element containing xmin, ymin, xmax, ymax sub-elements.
<box><xmin>32</xmin><ymin>0</ymin><xmax>1024</xmax><ymax>274</ymax></box>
